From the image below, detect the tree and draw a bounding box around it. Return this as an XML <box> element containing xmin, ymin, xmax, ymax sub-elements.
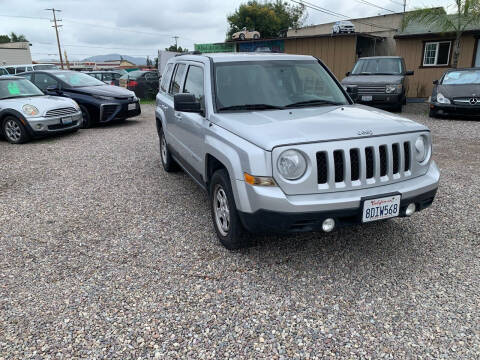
<box><xmin>0</xmin><ymin>35</ymin><xmax>10</xmax><ymax>43</ymax></box>
<box><xmin>165</xmin><ymin>45</ymin><xmax>188</xmax><ymax>53</ymax></box>
<box><xmin>146</xmin><ymin>56</ymin><xmax>152</xmax><ymax>67</ymax></box>
<box><xmin>227</xmin><ymin>0</ymin><xmax>306</xmax><ymax>39</ymax></box>
<box><xmin>404</xmin><ymin>1</ymin><xmax>480</xmax><ymax>68</ymax></box>
<box><xmin>9</xmin><ymin>32</ymin><xmax>28</xmax><ymax>42</ymax></box>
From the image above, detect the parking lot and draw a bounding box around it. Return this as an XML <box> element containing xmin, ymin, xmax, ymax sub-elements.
<box><xmin>0</xmin><ymin>103</ymin><xmax>479</xmax><ymax>358</ymax></box>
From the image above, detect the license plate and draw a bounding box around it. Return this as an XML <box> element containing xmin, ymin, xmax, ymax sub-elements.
<box><xmin>362</xmin><ymin>195</ymin><xmax>401</xmax><ymax>223</ymax></box>
<box><xmin>361</xmin><ymin>95</ymin><xmax>373</xmax><ymax>101</ymax></box>
<box><xmin>128</xmin><ymin>103</ymin><xmax>137</xmax><ymax>111</ymax></box>
<box><xmin>61</xmin><ymin>116</ymin><xmax>73</xmax><ymax>125</ymax></box>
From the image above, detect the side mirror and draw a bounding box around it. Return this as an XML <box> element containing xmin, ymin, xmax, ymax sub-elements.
<box><xmin>345</xmin><ymin>71</ymin><xmax>351</xmax><ymax>77</ymax></box>
<box><xmin>46</xmin><ymin>85</ymin><xmax>61</xmax><ymax>93</ymax></box>
<box><xmin>345</xmin><ymin>85</ymin><xmax>358</xmax><ymax>101</ymax></box>
<box><xmin>405</xmin><ymin>70</ymin><xmax>414</xmax><ymax>76</ymax></box>
<box><xmin>433</xmin><ymin>80</ymin><xmax>439</xmax><ymax>85</ymax></box>
<box><xmin>174</xmin><ymin>93</ymin><xmax>202</xmax><ymax>114</ymax></box>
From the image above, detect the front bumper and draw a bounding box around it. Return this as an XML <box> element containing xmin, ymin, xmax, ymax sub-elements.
<box><xmin>356</xmin><ymin>93</ymin><xmax>403</xmax><ymax>108</ymax></box>
<box><xmin>25</xmin><ymin>111</ymin><xmax>83</xmax><ymax>136</ymax></box>
<box><xmin>430</xmin><ymin>102</ymin><xmax>480</xmax><ymax>116</ymax></box>
<box><xmin>234</xmin><ymin>161</ymin><xmax>440</xmax><ymax>233</ymax></box>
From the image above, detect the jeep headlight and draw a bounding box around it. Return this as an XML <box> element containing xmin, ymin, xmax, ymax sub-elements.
<box><xmin>386</xmin><ymin>84</ymin><xmax>402</xmax><ymax>94</ymax></box>
<box><xmin>414</xmin><ymin>135</ymin><xmax>429</xmax><ymax>163</ymax></box>
<box><xmin>436</xmin><ymin>92</ymin><xmax>451</xmax><ymax>104</ymax></box>
<box><xmin>277</xmin><ymin>149</ymin><xmax>307</xmax><ymax>180</ymax></box>
<box><xmin>22</xmin><ymin>104</ymin><xmax>39</xmax><ymax>116</ymax></box>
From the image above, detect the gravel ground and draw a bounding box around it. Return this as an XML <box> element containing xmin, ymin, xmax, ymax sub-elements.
<box><xmin>0</xmin><ymin>103</ymin><xmax>479</xmax><ymax>359</ymax></box>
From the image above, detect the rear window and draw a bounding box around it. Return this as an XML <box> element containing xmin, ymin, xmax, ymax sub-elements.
<box><xmin>34</xmin><ymin>64</ymin><xmax>58</xmax><ymax>70</ymax></box>
<box><xmin>120</xmin><ymin>71</ymin><xmax>144</xmax><ymax>80</ymax></box>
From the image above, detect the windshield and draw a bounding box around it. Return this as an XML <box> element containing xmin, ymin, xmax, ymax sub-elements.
<box><xmin>0</xmin><ymin>78</ymin><xmax>44</xmax><ymax>99</ymax></box>
<box><xmin>352</xmin><ymin>58</ymin><xmax>403</xmax><ymax>75</ymax></box>
<box><xmin>442</xmin><ymin>70</ymin><xmax>480</xmax><ymax>85</ymax></box>
<box><xmin>54</xmin><ymin>71</ymin><xmax>105</xmax><ymax>87</ymax></box>
<box><xmin>214</xmin><ymin>60</ymin><xmax>348</xmax><ymax>110</ymax></box>
<box><xmin>0</xmin><ymin>68</ymin><xmax>8</xmax><ymax>76</ymax></box>
<box><xmin>34</xmin><ymin>64</ymin><xmax>58</xmax><ymax>70</ymax></box>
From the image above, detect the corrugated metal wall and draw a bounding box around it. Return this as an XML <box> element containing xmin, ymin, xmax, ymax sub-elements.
<box><xmin>0</xmin><ymin>48</ymin><xmax>32</xmax><ymax>66</ymax></box>
<box><xmin>396</xmin><ymin>35</ymin><xmax>476</xmax><ymax>98</ymax></box>
<box><xmin>284</xmin><ymin>36</ymin><xmax>357</xmax><ymax>81</ymax></box>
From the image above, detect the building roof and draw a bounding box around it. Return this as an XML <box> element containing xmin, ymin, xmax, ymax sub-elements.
<box><xmin>396</xmin><ymin>15</ymin><xmax>480</xmax><ymax>38</ymax></box>
<box><xmin>175</xmin><ymin>52</ymin><xmax>316</xmax><ymax>63</ymax></box>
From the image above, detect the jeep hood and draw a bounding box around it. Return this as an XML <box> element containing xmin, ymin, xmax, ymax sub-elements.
<box><xmin>341</xmin><ymin>75</ymin><xmax>404</xmax><ymax>85</ymax></box>
<box><xmin>211</xmin><ymin>105</ymin><xmax>427</xmax><ymax>151</ymax></box>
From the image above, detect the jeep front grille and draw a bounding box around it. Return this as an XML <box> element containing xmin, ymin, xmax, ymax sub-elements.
<box><xmin>315</xmin><ymin>141</ymin><xmax>412</xmax><ymax>186</ymax></box>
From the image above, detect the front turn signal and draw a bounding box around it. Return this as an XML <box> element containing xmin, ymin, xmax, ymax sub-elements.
<box><xmin>244</xmin><ymin>173</ymin><xmax>276</xmax><ymax>186</ymax></box>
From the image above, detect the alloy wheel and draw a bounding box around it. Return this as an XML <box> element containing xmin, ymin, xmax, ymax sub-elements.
<box><xmin>4</xmin><ymin>119</ymin><xmax>21</xmax><ymax>142</ymax></box>
<box><xmin>213</xmin><ymin>184</ymin><xmax>230</xmax><ymax>236</ymax></box>
<box><xmin>160</xmin><ymin>134</ymin><xmax>168</xmax><ymax>165</ymax></box>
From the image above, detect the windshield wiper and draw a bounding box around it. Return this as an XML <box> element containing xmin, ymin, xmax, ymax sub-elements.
<box><xmin>217</xmin><ymin>103</ymin><xmax>285</xmax><ymax>111</ymax></box>
<box><xmin>1</xmin><ymin>94</ymin><xmax>43</xmax><ymax>99</ymax></box>
<box><xmin>285</xmin><ymin>99</ymin><xmax>343</xmax><ymax>108</ymax></box>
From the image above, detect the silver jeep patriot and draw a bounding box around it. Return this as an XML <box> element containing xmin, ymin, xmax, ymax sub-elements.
<box><xmin>155</xmin><ymin>53</ymin><xmax>439</xmax><ymax>249</ymax></box>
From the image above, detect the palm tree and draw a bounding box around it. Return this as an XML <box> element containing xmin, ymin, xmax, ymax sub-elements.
<box><xmin>404</xmin><ymin>0</ymin><xmax>480</xmax><ymax>68</ymax></box>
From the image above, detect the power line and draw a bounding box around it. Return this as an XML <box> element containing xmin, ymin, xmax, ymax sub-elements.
<box><xmin>354</xmin><ymin>0</ymin><xmax>396</xmax><ymax>14</ymax></box>
<box><xmin>290</xmin><ymin>0</ymin><xmax>398</xmax><ymax>31</ymax></box>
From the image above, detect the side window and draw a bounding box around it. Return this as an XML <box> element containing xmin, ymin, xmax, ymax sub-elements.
<box><xmin>102</xmin><ymin>73</ymin><xmax>113</xmax><ymax>82</ymax></box>
<box><xmin>160</xmin><ymin>63</ymin><xmax>173</xmax><ymax>93</ymax></box>
<box><xmin>19</xmin><ymin>73</ymin><xmax>33</xmax><ymax>81</ymax></box>
<box><xmin>6</xmin><ymin>67</ymin><xmax>15</xmax><ymax>74</ymax></box>
<box><xmin>145</xmin><ymin>72</ymin><xmax>158</xmax><ymax>81</ymax></box>
<box><xmin>169</xmin><ymin>64</ymin><xmax>186</xmax><ymax>95</ymax></box>
<box><xmin>26</xmin><ymin>66</ymin><xmax>33</xmax><ymax>72</ymax></box>
<box><xmin>16</xmin><ymin>67</ymin><xmax>26</xmax><ymax>74</ymax></box>
<box><xmin>34</xmin><ymin>73</ymin><xmax>58</xmax><ymax>91</ymax></box>
<box><xmin>183</xmin><ymin>66</ymin><xmax>205</xmax><ymax>109</ymax></box>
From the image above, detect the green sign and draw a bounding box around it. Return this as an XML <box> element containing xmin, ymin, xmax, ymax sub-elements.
<box><xmin>194</xmin><ymin>43</ymin><xmax>236</xmax><ymax>53</ymax></box>
<box><xmin>7</xmin><ymin>82</ymin><xmax>20</xmax><ymax>95</ymax></box>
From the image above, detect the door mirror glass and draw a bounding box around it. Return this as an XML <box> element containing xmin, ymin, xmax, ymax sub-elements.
<box><xmin>345</xmin><ymin>71</ymin><xmax>351</xmax><ymax>77</ymax></box>
<box><xmin>433</xmin><ymin>79</ymin><xmax>439</xmax><ymax>85</ymax></box>
<box><xmin>174</xmin><ymin>93</ymin><xmax>202</xmax><ymax>113</ymax></box>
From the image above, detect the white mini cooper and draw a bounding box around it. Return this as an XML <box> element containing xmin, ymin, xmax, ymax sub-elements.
<box><xmin>0</xmin><ymin>76</ymin><xmax>82</xmax><ymax>144</ymax></box>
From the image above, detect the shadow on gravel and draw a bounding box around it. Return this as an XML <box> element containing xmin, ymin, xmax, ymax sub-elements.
<box><xmin>239</xmin><ymin>218</ymin><xmax>422</xmax><ymax>274</ymax></box>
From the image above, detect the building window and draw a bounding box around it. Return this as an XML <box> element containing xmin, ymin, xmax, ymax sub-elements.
<box><xmin>423</xmin><ymin>41</ymin><xmax>451</xmax><ymax>66</ymax></box>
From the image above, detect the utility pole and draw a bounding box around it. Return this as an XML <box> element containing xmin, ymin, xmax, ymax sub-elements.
<box><xmin>46</xmin><ymin>8</ymin><xmax>64</xmax><ymax>69</ymax></box>
<box><xmin>173</xmin><ymin>36</ymin><xmax>179</xmax><ymax>51</ymax></box>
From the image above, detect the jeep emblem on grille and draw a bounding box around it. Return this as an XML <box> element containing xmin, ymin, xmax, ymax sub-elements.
<box><xmin>357</xmin><ymin>129</ymin><xmax>373</xmax><ymax>136</ymax></box>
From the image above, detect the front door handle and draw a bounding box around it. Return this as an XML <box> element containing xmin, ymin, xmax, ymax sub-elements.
<box><xmin>174</xmin><ymin>112</ymin><xmax>182</xmax><ymax>119</ymax></box>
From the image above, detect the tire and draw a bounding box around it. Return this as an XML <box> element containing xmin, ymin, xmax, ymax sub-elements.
<box><xmin>253</xmin><ymin>33</ymin><xmax>260</xmax><ymax>39</ymax></box>
<box><xmin>159</xmin><ymin>127</ymin><xmax>179</xmax><ymax>172</ymax></box>
<box><xmin>209</xmin><ymin>169</ymin><xmax>249</xmax><ymax>250</ymax></box>
<box><xmin>429</xmin><ymin>109</ymin><xmax>438</xmax><ymax>118</ymax></box>
<box><xmin>393</xmin><ymin>104</ymin><xmax>403</xmax><ymax>113</ymax></box>
<box><xmin>80</xmin><ymin>105</ymin><xmax>92</xmax><ymax>129</ymax></box>
<box><xmin>239</xmin><ymin>33</ymin><xmax>245</xmax><ymax>40</ymax></box>
<box><xmin>2</xmin><ymin>116</ymin><xmax>30</xmax><ymax>144</ymax></box>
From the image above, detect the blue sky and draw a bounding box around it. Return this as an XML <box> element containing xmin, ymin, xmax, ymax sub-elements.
<box><xmin>0</xmin><ymin>0</ymin><xmax>451</xmax><ymax>61</ymax></box>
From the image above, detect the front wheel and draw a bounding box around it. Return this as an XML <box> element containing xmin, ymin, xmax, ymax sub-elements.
<box><xmin>80</xmin><ymin>105</ymin><xmax>92</xmax><ymax>129</ymax></box>
<box><xmin>210</xmin><ymin>169</ymin><xmax>249</xmax><ymax>250</ymax></box>
<box><xmin>239</xmin><ymin>33</ymin><xmax>245</xmax><ymax>40</ymax></box>
<box><xmin>2</xmin><ymin>116</ymin><xmax>30</xmax><ymax>144</ymax></box>
<box><xmin>429</xmin><ymin>109</ymin><xmax>438</xmax><ymax>118</ymax></box>
<box><xmin>159</xmin><ymin>127</ymin><xmax>178</xmax><ymax>172</ymax></box>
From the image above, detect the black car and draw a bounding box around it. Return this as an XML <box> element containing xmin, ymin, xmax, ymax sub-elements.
<box><xmin>18</xmin><ymin>70</ymin><xmax>141</xmax><ymax>128</ymax></box>
<box><xmin>119</xmin><ymin>70</ymin><xmax>159</xmax><ymax>99</ymax></box>
<box><xmin>341</xmin><ymin>56</ymin><xmax>414</xmax><ymax>112</ymax></box>
<box><xmin>85</xmin><ymin>71</ymin><xmax>123</xmax><ymax>86</ymax></box>
<box><xmin>430</xmin><ymin>67</ymin><xmax>480</xmax><ymax>118</ymax></box>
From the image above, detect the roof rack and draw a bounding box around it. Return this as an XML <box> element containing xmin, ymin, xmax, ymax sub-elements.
<box><xmin>175</xmin><ymin>51</ymin><xmax>202</xmax><ymax>57</ymax></box>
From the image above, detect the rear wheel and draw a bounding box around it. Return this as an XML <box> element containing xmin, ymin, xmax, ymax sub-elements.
<box><xmin>80</xmin><ymin>105</ymin><xmax>92</xmax><ymax>129</ymax></box>
<box><xmin>210</xmin><ymin>169</ymin><xmax>249</xmax><ymax>250</ymax></box>
<box><xmin>239</xmin><ymin>33</ymin><xmax>245</xmax><ymax>40</ymax></box>
<box><xmin>2</xmin><ymin>116</ymin><xmax>30</xmax><ymax>144</ymax></box>
<box><xmin>253</xmin><ymin>33</ymin><xmax>260</xmax><ymax>39</ymax></box>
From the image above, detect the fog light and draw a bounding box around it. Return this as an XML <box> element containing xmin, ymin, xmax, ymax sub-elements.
<box><xmin>405</xmin><ymin>203</ymin><xmax>416</xmax><ymax>216</ymax></box>
<box><xmin>36</xmin><ymin>124</ymin><xmax>43</xmax><ymax>130</ymax></box>
<box><xmin>322</xmin><ymin>218</ymin><xmax>335</xmax><ymax>232</ymax></box>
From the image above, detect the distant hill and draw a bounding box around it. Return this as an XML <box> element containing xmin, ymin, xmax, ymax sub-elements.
<box><xmin>82</xmin><ymin>54</ymin><xmax>147</xmax><ymax>65</ymax></box>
